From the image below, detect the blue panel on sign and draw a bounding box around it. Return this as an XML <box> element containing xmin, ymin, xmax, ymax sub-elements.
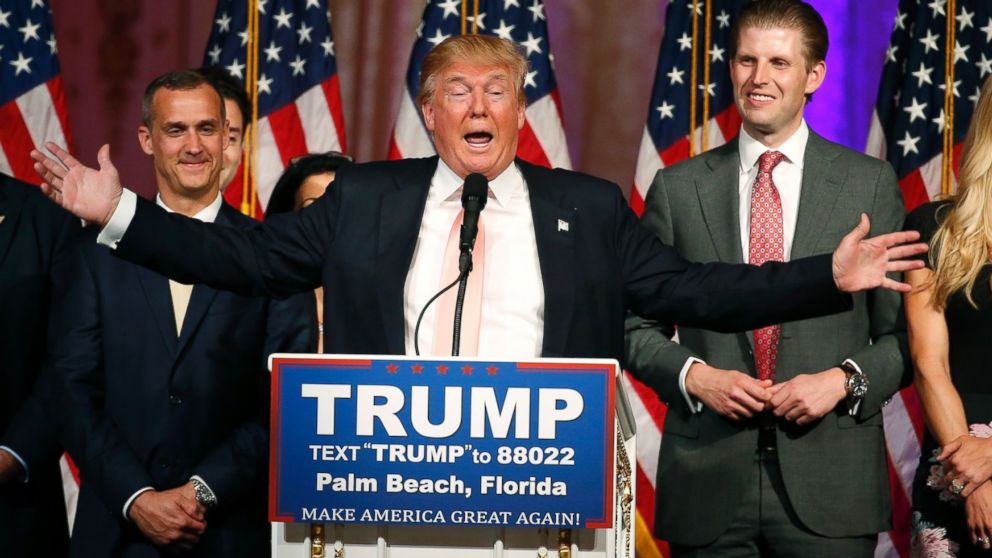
<box><xmin>269</xmin><ymin>356</ymin><xmax>616</xmax><ymax>529</ymax></box>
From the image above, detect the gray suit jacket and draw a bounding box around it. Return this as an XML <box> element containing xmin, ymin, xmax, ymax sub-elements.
<box><xmin>624</xmin><ymin>131</ymin><xmax>911</xmax><ymax>545</ymax></box>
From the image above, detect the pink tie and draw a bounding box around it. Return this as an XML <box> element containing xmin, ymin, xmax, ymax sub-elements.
<box><xmin>749</xmin><ymin>151</ymin><xmax>786</xmax><ymax>381</ymax></box>
<box><xmin>433</xmin><ymin>211</ymin><xmax>485</xmax><ymax>356</ymax></box>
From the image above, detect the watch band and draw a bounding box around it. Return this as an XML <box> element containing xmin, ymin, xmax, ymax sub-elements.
<box><xmin>191</xmin><ymin>477</ymin><xmax>217</xmax><ymax>510</ymax></box>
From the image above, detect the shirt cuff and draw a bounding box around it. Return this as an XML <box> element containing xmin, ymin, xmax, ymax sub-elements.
<box><xmin>190</xmin><ymin>474</ymin><xmax>217</xmax><ymax>505</ymax></box>
<box><xmin>96</xmin><ymin>189</ymin><xmax>138</xmax><ymax>249</ymax></box>
<box><xmin>842</xmin><ymin>358</ymin><xmax>862</xmax><ymax>416</ymax></box>
<box><xmin>0</xmin><ymin>446</ymin><xmax>29</xmax><ymax>484</ymax></box>
<box><xmin>122</xmin><ymin>486</ymin><xmax>154</xmax><ymax>520</ymax></box>
<box><xmin>678</xmin><ymin>357</ymin><xmax>705</xmax><ymax>414</ymax></box>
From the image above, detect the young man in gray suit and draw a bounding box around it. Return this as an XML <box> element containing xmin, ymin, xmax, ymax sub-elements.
<box><xmin>626</xmin><ymin>0</ymin><xmax>910</xmax><ymax>556</ymax></box>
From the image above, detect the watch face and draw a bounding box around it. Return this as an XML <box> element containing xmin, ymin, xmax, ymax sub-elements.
<box><xmin>848</xmin><ymin>373</ymin><xmax>869</xmax><ymax>398</ymax></box>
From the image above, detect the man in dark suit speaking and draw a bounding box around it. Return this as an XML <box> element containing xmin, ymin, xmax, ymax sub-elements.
<box><xmin>43</xmin><ymin>71</ymin><xmax>309</xmax><ymax>557</ymax></box>
<box><xmin>31</xmin><ymin>35</ymin><xmax>923</xmax><ymax>365</ymax></box>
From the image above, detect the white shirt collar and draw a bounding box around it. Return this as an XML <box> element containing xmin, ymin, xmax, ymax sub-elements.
<box><xmin>155</xmin><ymin>191</ymin><xmax>224</xmax><ymax>223</ymax></box>
<box><xmin>738</xmin><ymin>119</ymin><xmax>809</xmax><ymax>174</ymax></box>
<box><xmin>433</xmin><ymin>159</ymin><xmax>523</xmax><ymax>207</ymax></box>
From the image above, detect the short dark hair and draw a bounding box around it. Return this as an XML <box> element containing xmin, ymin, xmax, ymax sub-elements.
<box><xmin>197</xmin><ymin>66</ymin><xmax>250</xmax><ymax>127</ymax></box>
<box><xmin>267</xmin><ymin>152</ymin><xmax>354</xmax><ymax>215</ymax></box>
<box><xmin>729</xmin><ymin>0</ymin><xmax>828</xmax><ymax>70</ymax></box>
<box><xmin>141</xmin><ymin>70</ymin><xmax>225</xmax><ymax>127</ymax></box>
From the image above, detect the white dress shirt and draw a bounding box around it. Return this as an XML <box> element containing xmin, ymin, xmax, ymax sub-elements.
<box><xmin>404</xmin><ymin>160</ymin><xmax>545</xmax><ymax>358</ymax></box>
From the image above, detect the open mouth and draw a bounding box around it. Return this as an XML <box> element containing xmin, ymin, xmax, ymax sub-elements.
<box><xmin>747</xmin><ymin>93</ymin><xmax>774</xmax><ymax>102</ymax></box>
<box><xmin>464</xmin><ymin>131</ymin><xmax>493</xmax><ymax>149</ymax></box>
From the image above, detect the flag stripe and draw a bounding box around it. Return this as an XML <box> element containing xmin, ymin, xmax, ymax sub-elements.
<box><xmin>321</xmin><ymin>74</ymin><xmax>347</xmax><ymax>151</ymax></box>
<box><xmin>16</xmin><ymin>81</ymin><xmax>69</xmax><ymax>156</ymax></box>
<box><xmin>296</xmin><ymin>83</ymin><xmax>341</xmax><ymax>154</ymax></box>
<box><xmin>0</xmin><ymin>98</ymin><xmax>40</xmax><ymax>182</ymax></box>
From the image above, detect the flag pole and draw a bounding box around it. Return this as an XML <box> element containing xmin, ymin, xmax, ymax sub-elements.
<box><xmin>701</xmin><ymin>0</ymin><xmax>713</xmax><ymax>153</ymax></box>
<box><xmin>689</xmin><ymin>0</ymin><xmax>700</xmax><ymax>157</ymax></box>
<box><xmin>942</xmin><ymin>0</ymin><xmax>956</xmax><ymax>195</ymax></box>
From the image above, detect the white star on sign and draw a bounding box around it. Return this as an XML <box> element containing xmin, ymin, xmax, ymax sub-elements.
<box><xmin>520</xmin><ymin>32</ymin><xmax>543</xmax><ymax>56</ymax></box>
<box><xmin>264</xmin><ymin>40</ymin><xmax>283</xmax><ymax>62</ymax></box>
<box><xmin>903</xmin><ymin>97</ymin><xmax>927</xmax><ymax>123</ymax></box>
<box><xmin>19</xmin><ymin>18</ymin><xmax>41</xmax><ymax>42</ymax></box>
<box><xmin>896</xmin><ymin>131</ymin><xmax>920</xmax><ymax>156</ymax></box>
<box><xmin>656</xmin><ymin>101</ymin><xmax>675</xmax><ymax>119</ymax></box>
<box><xmin>668</xmin><ymin>66</ymin><xmax>684</xmax><ymax>85</ymax></box>
<box><xmin>10</xmin><ymin>52</ymin><xmax>32</xmax><ymax>75</ymax></box>
<box><xmin>290</xmin><ymin>55</ymin><xmax>306</xmax><ymax>76</ymax></box>
<box><xmin>494</xmin><ymin>19</ymin><xmax>515</xmax><ymax>41</ymax></box>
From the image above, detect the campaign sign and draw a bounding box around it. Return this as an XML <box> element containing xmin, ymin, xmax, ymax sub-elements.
<box><xmin>269</xmin><ymin>355</ymin><xmax>617</xmax><ymax>529</ymax></box>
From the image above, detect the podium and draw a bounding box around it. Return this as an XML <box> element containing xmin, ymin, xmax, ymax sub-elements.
<box><xmin>268</xmin><ymin>355</ymin><xmax>637</xmax><ymax>558</ymax></box>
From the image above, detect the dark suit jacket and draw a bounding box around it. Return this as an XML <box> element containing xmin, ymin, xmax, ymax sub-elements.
<box><xmin>113</xmin><ymin>157</ymin><xmax>849</xmax><ymax>363</ymax></box>
<box><xmin>0</xmin><ymin>174</ymin><xmax>79</xmax><ymax>558</ymax></box>
<box><xmin>48</xmin><ymin>203</ymin><xmax>310</xmax><ymax>558</ymax></box>
<box><xmin>625</xmin><ymin>132</ymin><xmax>911</xmax><ymax>545</ymax></box>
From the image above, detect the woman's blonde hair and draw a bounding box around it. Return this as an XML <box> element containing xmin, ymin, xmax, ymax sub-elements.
<box><xmin>928</xmin><ymin>77</ymin><xmax>992</xmax><ymax>309</ymax></box>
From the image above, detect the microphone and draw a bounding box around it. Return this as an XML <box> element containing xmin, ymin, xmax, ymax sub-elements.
<box><xmin>458</xmin><ymin>173</ymin><xmax>488</xmax><ymax>273</ymax></box>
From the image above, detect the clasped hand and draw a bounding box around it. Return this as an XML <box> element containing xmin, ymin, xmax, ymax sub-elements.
<box><xmin>686</xmin><ymin>363</ymin><xmax>848</xmax><ymax>425</ymax></box>
<box><xmin>128</xmin><ymin>482</ymin><xmax>207</xmax><ymax>553</ymax></box>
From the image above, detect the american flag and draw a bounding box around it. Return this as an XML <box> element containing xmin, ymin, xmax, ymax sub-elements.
<box><xmin>389</xmin><ymin>0</ymin><xmax>571</xmax><ymax>170</ymax></box>
<box><xmin>204</xmin><ymin>0</ymin><xmax>346</xmax><ymax>216</ymax></box>
<box><xmin>626</xmin><ymin>2</ymin><xmax>746</xmax><ymax>556</ymax></box>
<box><xmin>0</xmin><ymin>0</ymin><xmax>72</xmax><ymax>184</ymax></box>
<box><xmin>866</xmin><ymin>1</ymin><xmax>992</xmax><ymax>556</ymax></box>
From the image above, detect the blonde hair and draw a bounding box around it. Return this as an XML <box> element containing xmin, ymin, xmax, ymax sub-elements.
<box><xmin>417</xmin><ymin>34</ymin><xmax>528</xmax><ymax>107</ymax></box>
<box><xmin>928</xmin><ymin>77</ymin><xmax>992</xmax><ymax>309</ymax></box>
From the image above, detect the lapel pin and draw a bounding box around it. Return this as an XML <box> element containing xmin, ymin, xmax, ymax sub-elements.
<box><xmin>557</xmin><ymin>218</ymin><xmax>570</xmax><ymax>232</ymax></box>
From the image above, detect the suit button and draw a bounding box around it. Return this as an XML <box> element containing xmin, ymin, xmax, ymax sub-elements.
<box><xmin>169</xmin><ymin>395</ymin><xmax>183</xmax><ymax>406</ymax></box>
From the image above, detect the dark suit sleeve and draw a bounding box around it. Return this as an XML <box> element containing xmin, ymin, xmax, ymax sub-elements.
<box><xmin>47</xmin><ymin>239</ymin><xmax>154</xmax><ymax>515</ymax></box>
<box><xmin>617</xmin><ymin>180</ymin><xmax>851</xmax><ymax>334</ymax></box>
<box><xmin>1</xmin><ymin>205</ymin><xmax>80</xmax><ymax>474</ymax></box>
<box><xmin>116</xmin><ymin>168</ymin><xmax>349</xmax><ymax>299</ymax></box>
<box><xmin>191</xmin><ymin>293</ymin><xmax>312</xmax><ymax>507</ymax></box>
<box><xmin>624</xmin><ymin>170</ymin><xmax>701</xmax><ymax>408</ymax></box>
<box><xmin>843</xmin><ymin>162</ymin><xmax>912</xmax><ymax>417</ymax></box>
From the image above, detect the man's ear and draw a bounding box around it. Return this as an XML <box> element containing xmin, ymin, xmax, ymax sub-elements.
<box><xmin>422</xmin><ymin>100</ymin><xmax>436</xmax><ymax>133</ymax></box>
<box><xmin>138</xmin><ymin>126</ymin><xmax>154</xmax><ymax>156</ymax></box>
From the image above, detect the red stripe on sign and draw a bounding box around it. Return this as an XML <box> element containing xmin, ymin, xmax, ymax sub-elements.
<box><xmin>266</xmin><ymin>102</ymin><xmax>309</xmax><ymax>167</ymax></box>
<box><xmin>660</xmin><ymin>137</ymin><xmax>690</xmax><ymax>167</ymax></box>
<box><xmin>624</xmin><ymin>371</ymin><xmax>668</xmax><ymax>432</ymax></box>
<box><xmin>886</xmin><ymin>452</ymin><xmax>913</xmax><ymax>558</ymax></box>
<box><xmin>321</xmin><ymin>75</ymin><xmax>347</xmax><ymax>152</ymax></box>
<box><xmin>629</xmin><ymin>185</ymin><xmax>645</xmax><ymax>217</ymax></box>
<box><xmin>0</xmin><ymin>100</ymin><xmax>38</xmax><ymax>183</ymax></box>
<box><xmin>898</xmin><ymin>169</ymin><xmax>930</xmax><ymax>212</ymax></box>
<box><xmin>516</xmin><ymin>119</ymin><xmax>552</xmax><ymax>168</ymax></box>
<box><xmin>47</xmin><ymin>77</ymin><xmax>74</xmax><ymax>151</ymax></box>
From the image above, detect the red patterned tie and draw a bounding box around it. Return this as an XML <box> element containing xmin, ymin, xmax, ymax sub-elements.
<box><xmin>749</xmin><ymin>150</ymin><xmax>786</xmax><ymax>381</ymax></box>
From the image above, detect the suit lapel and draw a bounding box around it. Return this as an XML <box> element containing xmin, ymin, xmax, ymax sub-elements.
<box><xmin>791</xmin><ymin>132</ymin><xmax>842</xmax><ymax>259</ymax></box>
<box><xmin>0</xmin><ymin>184</ymin><xmax>23</xmax><ymax>268</ymax></box>
<box><xmin>376</xmin><ymin>158</ymin><xmax>435</xmax><ymax>354</ymax></box>
<box><xmin>134</xmin><ymin>264</ymin><xmax>179</xmax><ymax>355</ymax></box>
<box><xmin>698</xmin><ymin>141</ymin><xmax>744</xmax><ymax>264</ymax></box>
<box><xmin>519</xmin><ymin>161</ymin><xmax>576</xmax><ymax>358</ymax></box>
